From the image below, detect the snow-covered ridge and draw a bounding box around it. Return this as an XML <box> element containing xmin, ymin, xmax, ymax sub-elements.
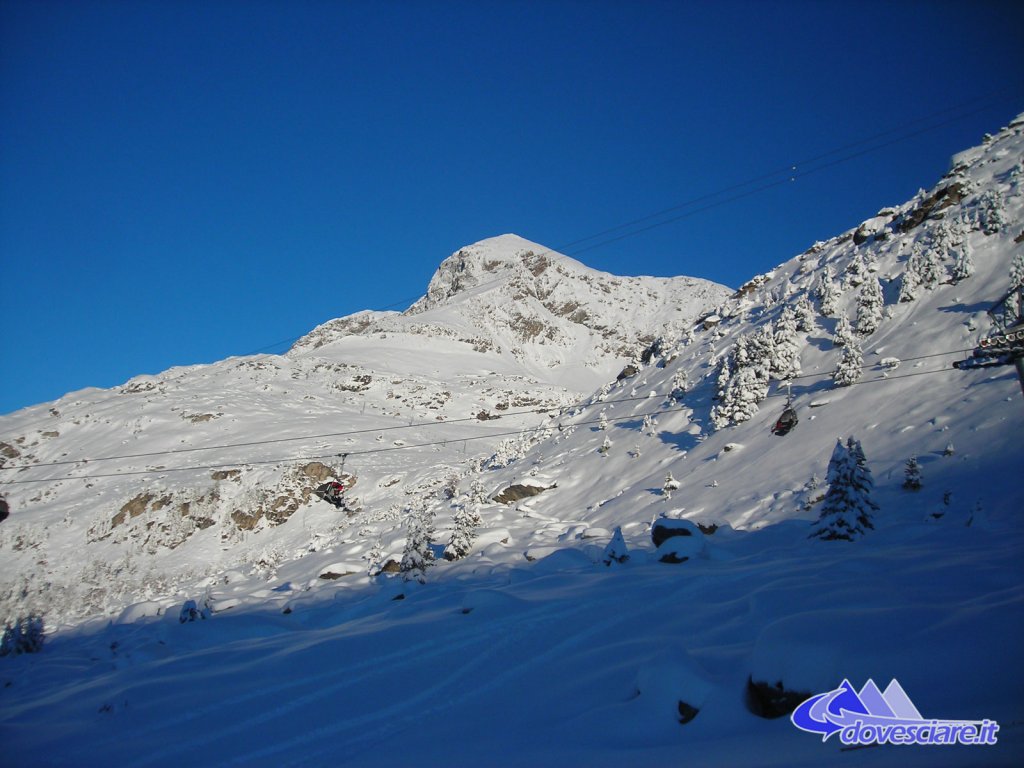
<box><xmin>293</xmin><ymin>233</ymin><xmax>730</xmax><ymax>389</ymax></box>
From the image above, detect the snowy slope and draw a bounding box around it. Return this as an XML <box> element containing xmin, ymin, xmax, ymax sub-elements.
<box><xmin>0</xmin><ymin>234</ymin><xmax>729</xmax><ymax>629</ymax></box>
<box><xmin>2</xmin><ymin>117</ymin><xmax>1023</xmax><ymax>766</ymax></box>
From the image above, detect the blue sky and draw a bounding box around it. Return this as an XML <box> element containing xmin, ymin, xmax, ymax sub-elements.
<box><xmin>2</xmin><ymin>0</ymin><xmax>1022</xmax><ymax>415</ymax></box>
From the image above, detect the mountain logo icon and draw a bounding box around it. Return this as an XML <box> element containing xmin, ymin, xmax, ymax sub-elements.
<box><xmin>791</xmin><ymin>679</ymin><xmax>998</xmax><ymax>747</ymax></box>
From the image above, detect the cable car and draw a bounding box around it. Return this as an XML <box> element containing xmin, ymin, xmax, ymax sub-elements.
<box><xmin>771</xmin><ymin>384</ymin><xmax>798</xmax><ymax>436</ymax></box>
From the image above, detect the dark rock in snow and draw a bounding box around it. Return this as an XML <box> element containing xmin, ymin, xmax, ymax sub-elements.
<box><xmin>745</xmin><ymin>677</ymin><xmax>812</xmax><ymax>719</ymax></box>
<box><xmin>616</xmin><ymin>364</ymin><xmax>639</xmax><ymax>381</ymax></box>
<box><xmin>897</xmin><ymin>182</ymin><xmax>969</xmax><ymax>232</ymax></box>
<box><xmin>677</xmin><ymin>700</ymin><xmax>700</xmax><ymax>724</ymax></box>
<box><xmin>651</xmin><ymin>517</ymin><xmax>700</xmax><ymax>547</ymax></box>
<box><xmin>492</xmin><ymin>482</ymin><xmax>554</xmax><ymax>504</ymax></box>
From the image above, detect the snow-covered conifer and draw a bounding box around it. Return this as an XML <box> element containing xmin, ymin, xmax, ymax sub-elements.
<box><xmin>951</xmin><ymin>242</ymin><xmax>974</xmax><ymax>283</ymax></box>
<box><xmin>845</xmin><ymin>253</ymin><xmax>866</xmax><ymax>287</ymax></box>
<box><xmin>0</xmin><ymin>615</ymin><xmax>45</xmax><ymax>656</ymax></box>
<box><xmin>903</xmin><ymin>456</ymin><xmax>922</xmax><ymax>491</ymax></box>
<box><xmin>771</xmin><ymin>306</ymin><xmax>802</xmax><ymax>380</ymax></box>
<box><xmin>833</xmin><ymin>338</ymin><xmax>862</xmax><ymax>387</ymax></box>
<box><xmin>794</xmin><ymin>295</ymin><xmax>816</xmax><ymax>332</ymax></box>
<box><xmin>800</xmin><ymin>474</ymin><xmax>821</xmax><ymax>512</ymax></box>
<box><xmin>598</xmin><ymin>436</ymin><xmax>612</xmax><ymax>456</ymax></box>
<box><xmin>911</xmin><ymin>242</ymin><xmax>944</xmax><ymax>290</ymax></box>
<box><xmin>855</xmin><ymin>276</ymin><xmax>884</xmax><ymax>336</ymax></box>
<box><xmin>598</xmin><ymin>410</ymin><xmax>609</xmax><ymax>431</ymax></box>
<box><xmin>898</xmin><ymin>259</ymin><xmax>920</xmax><ymax>303</ymax></box>
<box><xmin>602</xmin><ymin>526</ymin><xmax>629</xmax><ymax>565</ymax></box>
<box><xmin>400</xmin><ymin>505</ymin><xmax>436</xmax><ymax>584</ymax></box>
<box><xmin>662</xmin><ymin>472</ymin><xmax>681</xmax><ymax>499</ymax></box>
<box><xmin>642</xmin><ymin>413</ymin><xmax>657</xmax><ymax>436</ymax></box>
<box><xmin>816</xmin><ymin>267</ymin><xmax>841</xmax><ymax>317</ymax></box>
<box><xmin>810</xmin><ymin>438</ymin><xmax>876</xmax><ymax>541</ymax></box>
<box><xmin>713</xmin><ymin>355</ymin><xmax>732</xmax><ymax>403</ymax></box>
<box><xmin>977</xmin><ymin>189</ymin><xmax>1006</xmax><ymax>235</ymax></box>
<box><xmin>670</xmin><ymin>370</ymin><xmax>688</xmax><ymax>402</ymax></box>
<box><xmin>444</xmin><ymin>501</ymin><xmax>482</xmax><ymax>562</ymax></box>
<box><xmin>1010</xmin><ymin>253</ymin><xmax>1024</xmax><ymax>293</ymax></box>
<box><xmin>832</xmin><ymin>313</ymin><xmax>855</xmax><ymax>348</ymax></box>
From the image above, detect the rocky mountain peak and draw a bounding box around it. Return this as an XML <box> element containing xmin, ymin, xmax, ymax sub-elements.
<box><xmin>408</xmin><ymin>234</ymin><xmax>567</xmax><ymax>313</ymax></box>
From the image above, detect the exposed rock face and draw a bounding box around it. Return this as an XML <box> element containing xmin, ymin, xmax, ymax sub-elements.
<box><xmin>292</xmin><ymin>234</ymin><xmax>730</xmax><ymax>385</ymax></box>
<box><xmin>492</xmin><ymin>482</ymin><xmax>554</xmax><ymax>504</ymax></box>
<box><xmin>897</xmin><ymin>181</ymin><xmax>969</xmax><ymax>232</ymax></box>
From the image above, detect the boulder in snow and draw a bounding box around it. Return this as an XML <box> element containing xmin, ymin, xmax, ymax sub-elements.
<box><xmin>651</xmin><ymin>517</ymin><xmax>701</xmax><ymax>547</ymax></box>
<box><xmin>492</xmin><ymin>480</ymin><xmax>555</xmax><ymax>504</ymax></box>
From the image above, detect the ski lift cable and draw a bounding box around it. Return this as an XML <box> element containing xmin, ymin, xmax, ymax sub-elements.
<box><xmin>0</xmin><ymin>406</ymin><xmax>691</xmax><ymax>486</ymax></box>
<box><xmin>0</xmin><ymin>344</ymin><xmax>990</xmax><ymax>475</ymax></box>
<box><xmin>0</xmin><ymin>360</ymin><xmax>1002</xmax><ymax>488</ymax></box>
<box><xmin>216</xmin><ymin>96</ymin><xmax>1008</xmax><ymax>361</ymax></box>
<box><xmin>549</xmin><ymin>95</ymin><xmax>1003</xmax><ymax>254</ymax></box>
<box><xmin>0</xmin><ymin>390</ymin><xmax>673</xmax><ymax>472</ymax></box>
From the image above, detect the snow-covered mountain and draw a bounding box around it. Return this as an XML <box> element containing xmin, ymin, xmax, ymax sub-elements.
<box><xmin>293</xmin><ymin>233</ymin><xmax>725</xmax><ymax>390</ymax></box>
<box><xmin>2</xmin><ymin>117</ymin><xmax>1023</xmax><ymax>766</ymax></box>
<box><xmin>0</xmin><ymin>233</ymin><xmax>729</xmax><ymax>628</ymax></box>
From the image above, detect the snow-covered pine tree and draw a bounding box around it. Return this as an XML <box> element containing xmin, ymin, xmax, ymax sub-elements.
<box><xmin>602</xmin><ymin>526</ymin><xmax>629</xmax><ymax>565</ymax></box>
<box><xmin>898</xmin><ymin>258</ymin><xmax>921</xmax><ymax>302</ymax></box>
<box><xmin>845</xmin><ymin>253</ymin><xmax>867</xmax><ymax>288</ymax></box>
<box><xmin>809</xmin><ymin>438</ymin><xmax>875</xmax><ymax>541</ymax></box>
<box><xmin>598</xmin><ymin>435</ymin><xmax>612</xmax><ymax>455</ymax></box>
<box><xmin>800</xmin><ymin>474</ymin><xmax>821</xmax><ymax>512</ymax></box>
<box><xmin>400</xmin><ymin>505</ymin><xmax>436</xmax><ymax>584</ymax></box>
<box><xmin>0</xmin><ymin>615</ymin><xmax>45</xmax><ymax>656</ymax></box>
<box><xmin>816</xmin><ymin>267</ymin><xmax>841</xmax><ymax>317</ymax></box>
<box><xmin>771</xmin><ymin>306</ymin><xmax>802</xmax><ymax>380</ymax></box>
<box><xmin>444</xmin><ymin>500</ymin><xmax>482</xmax><ymax>562</ymax></box>
<box><xmin>855</xmin><ymin>276</ymin><xmax>884</xmax><ymax>336</ymax></box>
<box><xmin>911</xmin><ymin>241</ymin><xmax>944</xmax><ymax>290</ymax></box>
<box><xmin>642</xmin><ymin>413</ymin><xmax>657</xmax><ymax>436</ymax></box>
<box><xmin>903</xmin><ymin>456</ymin><xmax>923</xmax><ymax>491</ymax></box>
<box><xmin>670</xmin><ymin>370</ymin><xmax>688</xmax><ymax>402</ymax></box>
<box><xmin>663</xmin><ymin>472</ymin><xmax>681</xmax><ymax>499</ymax></box>
<box><xmin>951</xmin><ymin>241</ymin><xmax>975</xmax><ymax>283</ymax></box>
<box><xmin>977</xmin><ymin>189</ymin><xmax>1006</xmax><ymax>235</ymax></box>
<box><xmin>846</xmin><ymin>437</ymin><xmax>879</xmax><ymax>516</ymax></box>
<box><xmin>711</xmin><ymin>330</ymin><xmax>776</xmax><ymax>428</ymax></box>
<box><xmin>833</xmin><ymin>337</ymin><xmax>863</xmax><ymax>387</ymax></box>
<box><xmin>712</xmin><ymin>354</ymin><xmax>732</xmax><ymax>403</ymax></box>
<box><xmin>832</xmin><ymin>313</ymin><xmax>855</xmax><ymax>348</ymax></box>
<box><xmin>746</xmin><ymin>326</ymin><xmax>776</xmax><ymax>371</ymax></box>
<box><xmin>1010</xmin><ymin>253</ymin><xmax>1024</xmax><ymax>293</ymax></box>
<box><xmin>794</xmin><ymin>294</ymin><xmax>816</xmax><ymax>332</ymax></box>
